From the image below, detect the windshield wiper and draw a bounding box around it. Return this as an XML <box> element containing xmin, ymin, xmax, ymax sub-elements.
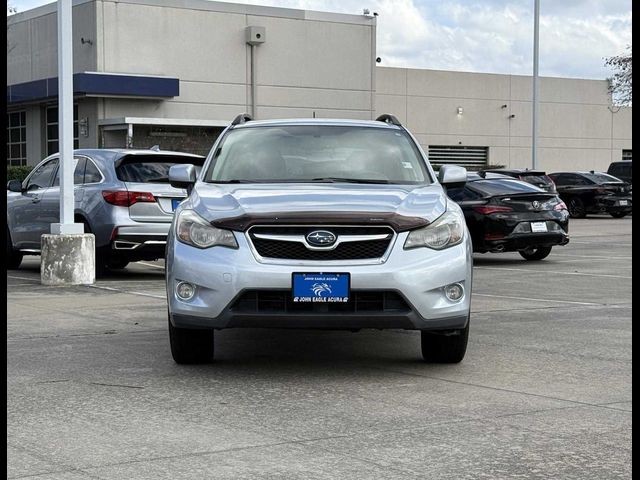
<box><xmin>311</xmin><ymin>177</ymin><xmax>390</xmax><ymax>184</ymax></box>
<box><xmin>207</xmin><ymin>179</ymin><xmax>257</xmax><ymax>184</ymax></box>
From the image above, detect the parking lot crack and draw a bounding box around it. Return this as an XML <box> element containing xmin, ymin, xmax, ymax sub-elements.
<box><xmin>88</xmin><ymin>382</ymin><xmax>145</xmax><ymax>389</ymax></box>
<box><xmin>8</xmin><ymin>443</ymin><xmax>105</xmax><ymax>480</ymax></box>
<box><xmin>362</xmin><ymin>365</ymin><xmax>628</xmax><ymax>412</ymax></box>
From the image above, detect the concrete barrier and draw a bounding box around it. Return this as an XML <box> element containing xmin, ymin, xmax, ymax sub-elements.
<box><xmin>41</xmin><ymin>234</ymin><xmax>95</xmax><ymax>285</ymax></box>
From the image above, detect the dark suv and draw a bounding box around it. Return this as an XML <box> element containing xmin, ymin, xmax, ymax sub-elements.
<box><xmin>607</xmin><ymin>161</ymin><xmax>632</xmax><ymax>185</ymax></box>
<box><xmin>481</xmin><ymin>168</ymin><xmax>556</xmax><ymax>193</ymax></box>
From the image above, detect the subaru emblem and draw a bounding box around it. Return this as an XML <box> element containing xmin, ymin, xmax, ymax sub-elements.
<box><xmin>306</xmin><ymin>230</ymin><xmax>337</xmax><ymax>247</ymax></box>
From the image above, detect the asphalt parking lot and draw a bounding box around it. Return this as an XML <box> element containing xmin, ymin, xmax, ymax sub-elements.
<box><xmin>7</xmin><ymin>216</ymin><xmax>632</xmax><ymax>479</ymax></box>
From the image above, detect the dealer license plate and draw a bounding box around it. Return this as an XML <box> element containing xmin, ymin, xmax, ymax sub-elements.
<box><xmin>292</xmin><ymin>273</ymin><xmax>350</xmax><ymax>303</ymax></box>
<box><xmin>531</xmin><ymin>222</ymin><xmax>548</xmax><ymax>233</ymax></box>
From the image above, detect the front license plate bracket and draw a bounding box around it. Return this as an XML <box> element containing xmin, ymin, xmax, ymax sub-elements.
<box><xmin>292</xmin><ymin>272</ymin><xmax>350</xmax><ymax>303</ymax></box>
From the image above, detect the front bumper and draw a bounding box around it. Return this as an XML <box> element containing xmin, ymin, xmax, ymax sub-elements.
<box><xmin>166</xmin><ymin>230</ymin><xmax>473</xmax><ymax>331</ymax></box>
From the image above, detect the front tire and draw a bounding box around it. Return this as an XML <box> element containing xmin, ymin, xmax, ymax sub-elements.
<box><xmin>169</xmin><ymin>316</ymin><xmax>214</xmax><ymax>364</ymax></box>
<box><xmin>421</xmin><ymin>322</ymin><xmax>469</xmax><ymax>363</ymax></box>
<box><xmin>519</xmin><ymin>246</ymin><xmax>552</xmax><ymax>261</ymax></box>
<box><xmin>6</xmin><ymin>226</ymin><xmax>23</xmax><ymax>270</ymax></box>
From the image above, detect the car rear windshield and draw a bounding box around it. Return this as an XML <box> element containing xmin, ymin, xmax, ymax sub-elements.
<box><xmin>470</xmin><ymin>179</ymin><xmax>545</xmax><ymax>195</ymax></box>
<box><xmin>582</xmin><ymin>172</ymin><xmax>625</xmax><ymax>184</ymax></box>
<box><xmin>116</xmin><ymin>154</ymin><xmax>205</xmax><ymax>183</ymax></box>
<box><xmin>204</xmin><ymin>125</ymin><xmax>431</xmax><ymax>184</ymax></box>
<box><xmin>520</xmin><ymin>174</ymin><xmax>554</xmax><ymax>187</ymax></box>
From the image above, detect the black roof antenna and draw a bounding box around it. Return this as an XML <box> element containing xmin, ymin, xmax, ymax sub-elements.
<box><xmin>231</xmin><ymin>113</ymin><xmax>253</xmax><ymax>126</ymax></box>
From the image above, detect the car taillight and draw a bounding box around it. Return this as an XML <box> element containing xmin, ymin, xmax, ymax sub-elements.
<box><xmin>473</xmin><ymin>205</ymin><xmax>514</xmax><ymax>215</ymax></box>
<box><xmin>102</xmin><ymin>190</ymin><xmax>156</xmax><ymax>207</ymax></box>
<box><xmin>554</xmin><ymin>201</ymin><xmax>567</xmax><ymax>211</ymax></box>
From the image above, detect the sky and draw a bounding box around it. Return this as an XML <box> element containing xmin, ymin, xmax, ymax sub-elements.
<box><xmin>9</xmin><ymin>0</ymin><xmax>632</xmax><ymax>80</ymax></box>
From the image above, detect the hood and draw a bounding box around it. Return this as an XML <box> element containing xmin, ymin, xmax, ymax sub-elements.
<box><xmin>189</xmin><ymin>183</ymin><xmax>447</xmax><ymax>232</ymax></box>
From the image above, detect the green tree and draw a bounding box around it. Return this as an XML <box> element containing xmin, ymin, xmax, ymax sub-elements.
<box><xmin>606</xmin><ymin>46</ymin><xmax>632</xmax><ymax>106</ymax></box>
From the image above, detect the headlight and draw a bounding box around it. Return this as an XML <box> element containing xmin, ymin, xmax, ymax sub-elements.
<box><xmin>176</xmin><ymin>209</ymin><xmax>238</xmax><ymax>249</ymax></box>
<box><xmin>404</xmin><ymin>210</ymin><xmax>464</xmax><ymax>250</ymax></box>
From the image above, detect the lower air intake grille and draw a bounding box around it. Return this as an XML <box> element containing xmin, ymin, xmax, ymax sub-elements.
<box><xmin>230</xmin><ymin>290</ymin><xmax>411</xmax><ymax>314</ymax></box>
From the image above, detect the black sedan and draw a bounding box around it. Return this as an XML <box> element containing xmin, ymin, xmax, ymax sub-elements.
<box><xmin>548</xmin><ymin>171</ymin><xmax>632</xmax><ymax>218</ymax></box>
<box><xmin>447</xmin><ymin>172</ymin><xmax>569</xmax><ymax>260</ymax></box>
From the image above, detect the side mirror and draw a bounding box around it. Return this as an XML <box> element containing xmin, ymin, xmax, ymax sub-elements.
<box><xmin>438</xmin><ymin>165</ymin><xmax>467</xmax><ymax>189</ymax></box>
<box><xmin>7</xmin><ymin>180</ymin><xmax>23</xmax><ymax>192</ymax></box>
<box><xmin>169</xmin><ymin>164</ymin><xmax>197</xmax><ymax>190</ymax></box>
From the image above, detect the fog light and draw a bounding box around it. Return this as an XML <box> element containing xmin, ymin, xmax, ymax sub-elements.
<box><xmin>176</xmin><ymin>281</ymin><xmax>196</xmax><ymax>301</ymax></box>
<box><xmin>444</xmin><ymin>283</ymin><xmax>464</xmax><ymax>301</ymax></box>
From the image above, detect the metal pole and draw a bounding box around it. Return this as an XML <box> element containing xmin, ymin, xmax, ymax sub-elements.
<box><xmin>54</xmin><ymin>0</ymin><xmax>80</xmax><ymax>234</ymax></box>
<box><xmin>250</xmin><ymin>44</ymin><xmax>257</xmax><ymax>118</ymax></box>
<box><xmin>532</xmin><ymin>0</ymin><xmax>540</xmax><ymax>169</ymax></box>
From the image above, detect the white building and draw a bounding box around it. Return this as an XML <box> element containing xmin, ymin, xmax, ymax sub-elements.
<box><xmin>7</xmin><ymin>0</ymin><xmax>632</xmax><ymax>171</ymax></box>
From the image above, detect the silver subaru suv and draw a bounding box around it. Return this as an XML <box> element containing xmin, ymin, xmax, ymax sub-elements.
<box><xmin>166</xmin><ymin>114</ymin><xmax>473</xmax><ymax>364</ymax></box>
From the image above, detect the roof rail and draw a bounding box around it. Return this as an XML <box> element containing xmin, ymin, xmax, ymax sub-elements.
<box><xmin>231</xmin><ymin>113</ymin><xmax>253</xmax><ymax>126</ymax></box>
<box><xmin>375</xmin><ymin>114</ymin><xmax>402</xmax><ymax>127</ymax></box>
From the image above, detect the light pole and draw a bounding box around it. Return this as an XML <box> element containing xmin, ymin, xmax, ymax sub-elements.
<box><xmin>532</xmin><ymin>0</ymin><xmax>540</xmax><ymax>169</ymax></box>
<box><xmin>41</xmin><ymin>0</ymin><xmax>94</xmax><ymax>286</ymax></box>
<box><xmin>53</xmin><ymin>0</ymin><xmax>82</xmax><ymax>235</ymax></box>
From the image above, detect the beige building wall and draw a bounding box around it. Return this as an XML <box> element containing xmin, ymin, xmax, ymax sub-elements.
<box><xmin>8</xmin><ymin>0</ymin><xmax>376</xmax><ymax>163</ymax></box>
<box><xmin>376</xmin><ymin>67</ymin><xmax>632</xmax><ymax>172</ymax></box>
<box><xmin>96</xmin><ymin>0</ymin><xmax>376</xmax><ymax>123</ymax></box>
<box><xmin>6</xmin><ymin>0</ymin><xmax>97</xmax><ymax>85</ymax></box>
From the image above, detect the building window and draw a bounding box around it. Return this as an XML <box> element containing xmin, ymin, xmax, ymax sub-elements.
<box><xmin>7</xmin><ymin>111</ymin><xmax>27</xmax><ymax>166</ymax></box>
<box><xmin>46</xmin><ymin>105</ymin><xmax>79</xmax><ymax>156</ymax></box>
<box><xmin>622</xmin><ymin>149</ymin><xmax>632</xmax><ymax>161</ymax></box>
<box><xmin>428</xmin><ymin>145</ymin><xmax>489</xmax><ymax>170</ymax></box>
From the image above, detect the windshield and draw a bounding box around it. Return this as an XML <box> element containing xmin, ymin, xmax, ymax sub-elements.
<box><xmin>204</xmin><ymin>125</ymin><xmax>430</xmax><ymax>184</ymax></box>
<box><xmin>582</xmin><ymin>172</ymin><xmax>625</xmax><ymax>184</ymax></box>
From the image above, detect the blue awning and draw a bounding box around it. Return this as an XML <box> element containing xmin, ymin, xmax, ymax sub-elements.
<box><xmin>7</xmin><ymin>72</ymin><xmax>179</xmax><ymax>104</ymax></box>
